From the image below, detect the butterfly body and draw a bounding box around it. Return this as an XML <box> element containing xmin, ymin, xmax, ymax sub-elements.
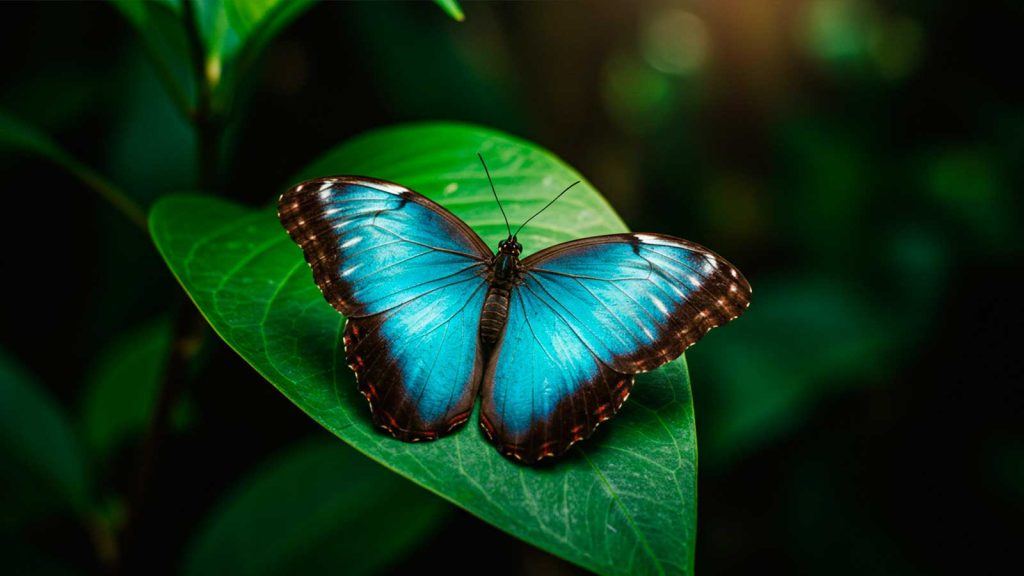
<box><xmin>480</xmin><ymin>238</ymin><xmax>522</xmax><ymax>345</ymax></box>
<box><xmin>279</xmin><ymin>175</ymin><xmax>751</xmax><ymax>463</ymax></box>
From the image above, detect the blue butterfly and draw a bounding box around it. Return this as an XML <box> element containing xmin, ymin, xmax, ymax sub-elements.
<box><xmin>278</xmin><ymin>156</ymin><xmax>751</xmax><ymax>463</ymax></box>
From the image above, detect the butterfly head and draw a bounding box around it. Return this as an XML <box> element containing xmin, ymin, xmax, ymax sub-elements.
<box><xmin>498</xmin><ymin>236</ymin><xmax>522</xmax><ymax>257</ymax></box>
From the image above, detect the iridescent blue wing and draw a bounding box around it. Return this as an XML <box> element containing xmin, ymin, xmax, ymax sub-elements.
<box><xmin>279</xmin><ymin>177</ymin><xmax>492</xmax><ymax>441</ymax></box>
<box><xmin>480</xmin><ymin>233</ymin><xmax>751</xmax><ymax>462</ymax></box>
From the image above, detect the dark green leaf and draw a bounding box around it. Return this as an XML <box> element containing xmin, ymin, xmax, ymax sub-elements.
<box><xmin>0</xmin><ymin>349</ymin><xmax>90</xmax><ymax>521</ymax></box>
<box><xmin>434</xmin><ymin>0</ymin><xmax>465</xmax><ymax>22</ymax></box>
<box><xmin>80</xmin><ymin>318</ymin><xmax>183</xmax><ymax>466</ymax></box>
<box><xmin>109</xmin><ymin>0</ymin><xmax>194</xmax><ymax>117</ymax></box>
<box><xmin>183</xmin><ymin>438</ymin><xmax>447</xmax><ymax>576</ymax></box>
<box><xmin>151</xmin><ymin>123</ymin><xmax>697</xmax><ymax>575</ymax></box>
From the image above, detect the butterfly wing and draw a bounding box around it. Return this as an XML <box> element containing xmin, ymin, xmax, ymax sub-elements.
<box><xmin>279</xmin><ymin>177</ymin><xmax>492</xmax><ymax>441</ymax></box>
<box><xmin>480</xmin><ymin>233</ymin><xmax>751</xmax><ymax>462</ymax></box>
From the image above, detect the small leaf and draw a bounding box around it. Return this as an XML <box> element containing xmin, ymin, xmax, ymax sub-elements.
<box><xmin>183</xmin><ymin>438</ymin><xmax>447</xmax><ymax>576</ymax></box>
<box><xmin>434</xmin><ymin>0</ymin><xmax>466</xmax><ymax>22</ymax></box>
<box><xmin>152</xmin><ymin>123</ymin><xmax>697</xmax><ymax>575</ymax></box>
<box><xmin>199</xmin><ymin>0</ymin><xmax>318</xmax><ymax>111</ymax></box>
<box><xmin>0</xmin><ymin>349</ymin><xmax>90</xmax><ymax>520</ymax></box>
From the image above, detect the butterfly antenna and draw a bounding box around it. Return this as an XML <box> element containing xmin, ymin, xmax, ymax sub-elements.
<box><xmin>513</xmin><ymin>180</ymin><xmax>581</xmax><ymax>237</ymax></box>
<box><xmin>479</xmin><ymin>153</ymin><xmax>512</xmax><ymax>237</ymax></box>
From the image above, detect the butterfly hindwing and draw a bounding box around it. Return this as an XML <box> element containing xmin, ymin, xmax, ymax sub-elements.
<box><xmin>279</xmin><ymin>177</ymin><xmax>492</xmax><ymax>440</ymax></box>
<box><xmin>481</xmin><ymin>233</ymin><xmax>751</xmax><ymax>461</ymax></box>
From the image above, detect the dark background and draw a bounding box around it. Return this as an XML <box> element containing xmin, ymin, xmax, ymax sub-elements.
<box><xmin>1</xmin><ymin>1</ymin><xmax>1021</xmax><ymax>574</ymax></box>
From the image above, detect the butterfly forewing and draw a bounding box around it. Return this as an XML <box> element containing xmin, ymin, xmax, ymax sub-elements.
<box><xmin>279</xmin><ymin>177</ymin><xmax>492</xmax><ymax>440</ymax></box>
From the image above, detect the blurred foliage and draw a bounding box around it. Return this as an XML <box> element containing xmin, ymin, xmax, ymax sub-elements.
<box><xmin>1</xmin><ymin>0</ymin><xmax>1021</xmax><ymax>574</ymax></box>
<box><xmin>183</xmin><ymin>438</ymin><xmax>448</xmax><ymax>576</ymax></box>
<box><xmin>80</xmin><ymin>317</ymin><xmax>193</xmax><ymax>469</ymax></box>
<box><xmin>0</xmin><ymin>349</ymin><xmax>90</xmax><ymax>524</ymax></box>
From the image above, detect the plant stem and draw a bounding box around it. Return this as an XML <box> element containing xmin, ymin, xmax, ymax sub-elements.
<box><xmin>0</xmin><ymin>109</ymin><xmax>148</xmax><ymax>231</ymax></box>
<box><xmin>52</xmin><ymin>149</ymin><xmax>149</xmax><ymax>231</ymax></box>
<box><xmin>182</xmin><ymin>0</ymin><xmax>220</xmax><ymax>192</ymax></box>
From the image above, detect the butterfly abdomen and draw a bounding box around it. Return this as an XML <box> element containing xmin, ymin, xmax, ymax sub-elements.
<box><xmin>480</xmin><ymin>286</ymin><xmax>511</xmax><ymax>344</ymax></box>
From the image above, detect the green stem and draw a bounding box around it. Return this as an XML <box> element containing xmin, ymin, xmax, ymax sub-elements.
<box><xmin>0</xmin><ymin>109</ymin><xmax>147</xmax><ymax>230</ymax></box>
<box><xmin>53</xmin><ymin>149</ymin><xmax>149</xmax><ymax>231</ymax></box>
<box><xmin>182</xmin><ymin>0</ymin><xmax>221</xmax><ymax>191</ymax></box>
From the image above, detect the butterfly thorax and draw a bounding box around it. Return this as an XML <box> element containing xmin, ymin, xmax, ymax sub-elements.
<box><xmin>480</xmin><ymin>237</ymin><xmax>522</xmax><ymax>345</ymax></box>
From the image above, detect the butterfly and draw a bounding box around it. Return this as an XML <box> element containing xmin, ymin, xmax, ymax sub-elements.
<box><xmin>277</xmin><ymin>156</ymin><xmax>751</xmax><ymax>463</ymax></box>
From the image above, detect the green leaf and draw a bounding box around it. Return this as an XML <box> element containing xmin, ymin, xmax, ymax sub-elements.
<box><xmin>80</xmin><ymin>318</ymin><xmax>188</xmax><ymax>466</ymax></box>
<box><xmin>183</xmin><ymin>438</ymin><xmax>447</xmax><ymax>576</ymax></box>
<box><xmin>109</xmin><ymin>0</ymin><xmax>193</xmax><ymax>117</ymax></box>
<box><xmin>434</xmin><ymin>0</ymin><xmax>465</xmax><ymax>22</ymax></box>
<box><xmin>195</xmin><ymin>0</ymin><xmax>317</xmax><ymax>114</ymax></box>
<box><xmin>0</xmin><ymin>349</ymin><xmax>90</xmax><ymax>521</ymax></box>
<box><xmin>151</xmin><ymin>123</ymin><xmax>697</xmax><ymax>575</ymax></box>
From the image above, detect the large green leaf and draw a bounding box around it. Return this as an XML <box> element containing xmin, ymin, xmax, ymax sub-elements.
<box><xmin>183</xmin><ymin>438</ymin><xmax>447</xmax><ymax>576</ymax></box>
<box><xmin>151</xmin><ymin>123</ymin><xmax>698</xmax><ymax>575</ymax></box>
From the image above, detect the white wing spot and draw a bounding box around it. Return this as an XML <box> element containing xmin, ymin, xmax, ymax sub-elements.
<box><xmin>651</xmin><ymin>296</ymin><xmax>668</xmax><ymax>314</ymax></box>
<box><xmin>341</xmin><ymin>263</ymin><xmax>362</xmax><ymax>277</ymax></box>
<box><xmin>688</xmin><ymin>275</ymin><xmax>701</xmax><ymax>287</ymax></box>
<box><xmin>341</xmin><ymin>236</ymin><xmax>363</xmax><ymax>249</ymax></box>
